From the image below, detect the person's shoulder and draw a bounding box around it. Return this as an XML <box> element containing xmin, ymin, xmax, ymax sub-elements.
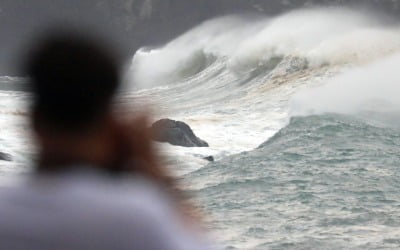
<box><xmin>0</xmin><ymin>173</ymin><xmax>213</xmax><ymax>250</ymax></box>
<box><xmin>0</xmin><ymin>173</ymin><xmax>169</xmax><ymax>218</ymax></box>
<box><xmin>71</xmin><ymin>174</ymin><xmax>212</xmax><ymax>250</ymax></box>
<box><xmin>71</xmin><ymin>173</ymin><xmax>171</xmax><ymax>207</ymax></box>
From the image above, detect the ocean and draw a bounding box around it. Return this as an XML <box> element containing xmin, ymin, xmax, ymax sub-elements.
<box><xmin>2</xmin><ymin>7</ymin><xmax>400</xmax><ymax>249</ymax></box>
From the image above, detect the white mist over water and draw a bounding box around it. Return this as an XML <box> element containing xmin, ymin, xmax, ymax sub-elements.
<box><xmin>290</xmin><ymin>52</ymin><xmax>400</xmax><ymax>121</ymax></box>
<box><xmin>228</xmin><ymin>8</ymin><xmax>399</xmax><ymax>71</ymax></box>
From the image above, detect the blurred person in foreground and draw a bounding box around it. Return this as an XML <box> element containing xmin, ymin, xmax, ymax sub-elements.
<box><xmin>0</xmin><ymin>31</ymin><xmax>211</xmax><ymax>250</ymax></box>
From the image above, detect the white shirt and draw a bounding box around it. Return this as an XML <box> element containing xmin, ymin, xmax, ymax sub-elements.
<box><xmin>0</xmin><ymin>170</ymin><xmax>211</xmax><ymax>250</ymax></box>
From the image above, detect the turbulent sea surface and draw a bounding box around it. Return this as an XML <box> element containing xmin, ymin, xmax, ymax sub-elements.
<box><xmin>3</xmin><ymin>7</ymin><xmax>400</xmax><ymax>249</ymax></box>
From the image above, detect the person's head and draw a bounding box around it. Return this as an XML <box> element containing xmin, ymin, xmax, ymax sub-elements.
<box><xmin>24</xmin><ymin>30</ymin><xmax>171</xmax><ymax>184</ymax></box>
<box><xmin>23</xmin><ymin>31</ymin><xmax>129</xmax><ymax>172</ymax></box>
<box><xmin>26</xmin><ymin>31</ymin><xmax>120</xmax><ymax>135</ymax></box>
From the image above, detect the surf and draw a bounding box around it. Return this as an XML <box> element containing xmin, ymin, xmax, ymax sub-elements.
<box><xmin>127</xmin><ymin>7</ymin><xmax>400</xmax><ymax>161</ymax></box>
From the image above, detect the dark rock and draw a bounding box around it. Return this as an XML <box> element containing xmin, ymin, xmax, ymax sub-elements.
<box><xmin>203</xmin><ymin>156</ymin><xmax>214</xmax><ymax>162</ymax></box>
<box><xmin>0</xmin><ymin>152</ymin><xmax>12</xmax><ymax>161</ymax></box>
<box><xmin>151</xmin><ymin>119</ymin><xmax>209</xmax><ymax>147</ymax></box>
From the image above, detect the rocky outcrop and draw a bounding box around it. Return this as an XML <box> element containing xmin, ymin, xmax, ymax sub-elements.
<box><xmin>203</xmin><ymin>156</ymin><xmax>215</xmax><ymax>162</ymax></box>
<box><xmin>151</xmin><ymin>119</ymin><xmax>209</xmax><ymax>147</ymax></box>
<box><xmin>0</xmin><ymin>152</ymin><xmax>12</xmax><ymax>161</ymax></box>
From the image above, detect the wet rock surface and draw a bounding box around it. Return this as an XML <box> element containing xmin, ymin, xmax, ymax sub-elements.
<box><xmin>0</xmin><ymin>152</ymin><xmax>12</xmax><ymax>162</ymax></box>
<box><xmin>151</xmin><ymin>119</ymin><xmax>209</xmax><ymax>147</ymax></box>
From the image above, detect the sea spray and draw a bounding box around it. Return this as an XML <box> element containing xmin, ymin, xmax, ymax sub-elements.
<box><xmin>290</xmin><ymin>52</ymin><xmax>400</xmax><ymax>123</ymax></box>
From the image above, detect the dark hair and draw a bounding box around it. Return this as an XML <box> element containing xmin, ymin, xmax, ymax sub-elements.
<box><xmin>25</xmin><ymin>32</ymin><xmax>120</xmax><ymax>132</ymax></box>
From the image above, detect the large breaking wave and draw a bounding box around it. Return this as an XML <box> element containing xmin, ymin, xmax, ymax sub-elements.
<box><xmin>128</xmin><ymin>7</ymin><xmax>400</xmax><ymax>160</ymax></box>
<box><xmin>130</xmin><ymin>8</ymin><xmax>400</xmax><ymax>89</ymax></box>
